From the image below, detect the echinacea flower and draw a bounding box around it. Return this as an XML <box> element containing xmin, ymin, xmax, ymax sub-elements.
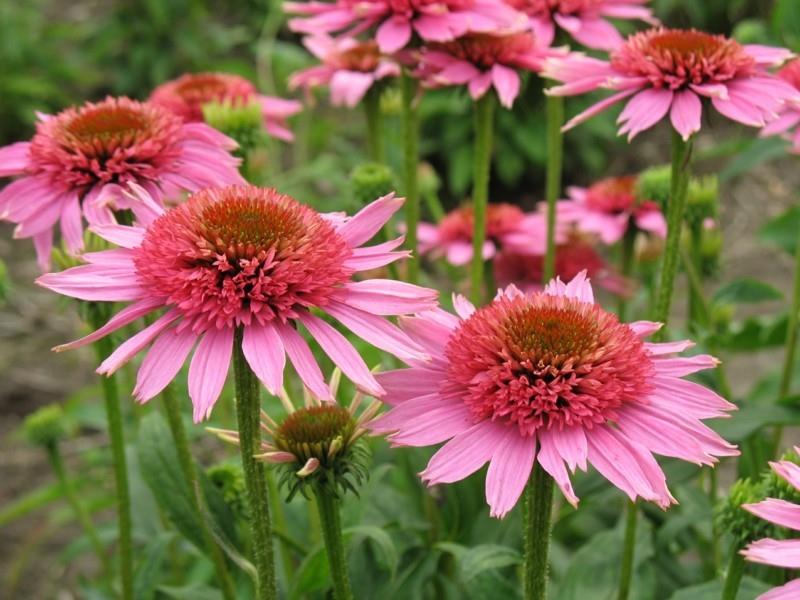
<box><xmin>38</xmin><ymin>184</ymin><xmax>437</xmax><ymax>422</ymax></box>
<box><xmin>285</xmin><ymin>0</ymin><xmax>527</xmax><ymax>54</ymax></box>
<box><xmin>505</xmin><ymin>0</ymin><xmax>658</xmax><ymax>51</ymax></box>
<box><xmin>742</xmin><ymin>450</ymin><xmax>800</xmax><ymax>600</ymax></box>
<box><xmin>493</xmin><ymin>232</ymin><xmax>631</xmax><ymax>296</ymax></box>
<box><xmin>761</xmin><ymin>59</ymin><xmax>800</xmax><ymax>153</ymax></box>
<box><xmin>150</xmin><ymin>72</ymin><xmax>302</xmax><ymax>142</ymax></box>
<box><xmin>417</xmin><ymin>202</ymin><xmax>552</xmax><ymax>266</ymax></box>
<box><xmin>558</xmin><ymin>175</ymin><xmax>665</xmax><ymax>244</ymax></box>
<box><xmin>417</xmin><ymin>31</ymin><xmax>562</xmax><ymax>107</ymax></box>
<box><xmin>370</xmin><ymin>272</ymin><xmax>738</xmax><ymax>518</ymax></box>
<box><xmin>0</xmin><ymin>97</ymin><xmax>244</xmax><ymax>271</ymax></box>
<box><xmin>289</xmin><ymin>36</ymin><xmax>400</xmax><ymax>107</ymax></box>
<box><xmin>544</xmin><ymin>28</ymin><xmax>799</xmax><ymax>141</ymax></box>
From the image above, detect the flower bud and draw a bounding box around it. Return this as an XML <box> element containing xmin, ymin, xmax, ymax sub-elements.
<box><xmin>350</xmin><ymin>162</ymin><xmax>396</xmax><ymax>206</ymax></box>
<box><xmin>23</xmin><ymin>404</ymin><xmax>69</xmax><ymax>448</ymax></box>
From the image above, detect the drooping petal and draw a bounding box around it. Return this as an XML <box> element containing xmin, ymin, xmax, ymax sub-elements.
<box><xmin>97</xmin><ymin>310</ymin><xmax>181</xmax><ymax>376</ymax></box>
<box><xmin>335</xmin><ymin>193</ymin><xmax>403</xmax><ymax>247</ymax></box>
<box><xmin>670</xmin><ymin>90</ymin><xmax>703</xmax><ymax>141</ymax></box>
<box><xmin>134</xmin><ymin>327</ymin><xmax>197</xmax><ymax>403</ymax></box>
<box><xmin>276</xmin><ymin>322</ymin><xmax>331</xmax><ymax>400</ymax></box>
<box><xmin>241</xmin><ymin>321</ymin><xmax>286</xmax><ymax>395</ymax></box>
<box><xmin>485</xmin><ymin>429</ymin><xmax>537</xmax><ymax>518</ymax></box>
<box><xmin>421</xmin><ymin>421</ymin><xmax>507</xmax><ymax>485</ymax></box>
<box><xmin>742</xmin><ymin>539</ymin><xmax>800</xmax><ymax>569</ymax></box>
<box><xmin>188</xmin><ymin>327</ymin><xmax>234</xmax><ymax>422</ymax></box>
<box><xmin>743</xmin><ymin>499</ymin><xmax>800</xmax><ymax>532</ymax></box>
<box><xmin>537</xmin><ymin>428</ymin><xmax>579</xmax><ymax>506</ymax></box>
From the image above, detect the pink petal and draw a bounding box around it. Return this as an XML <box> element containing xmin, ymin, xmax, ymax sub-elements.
<box><xmin>618</xmin><ymin>88</ymin><xmax>674</xmax><ymax>140</ymax></box>
<box><xmin>561</xmin><ymin>88</ymin><xmax>638</xmax><ymax>132</ymax></box>
<box><xmin>485</xmin><ymin>429</ymin><xmax>537</xmax><ymax>518</ymax></box>
<box><xmin>445</xmin><ymin>240</ymin><xmax>474</xmax><ymax>266</ymax></box>
<box><xmin>743</xmin><ymin>498</ymin><xmax>800</xmax><ymax>531</ymax></box>
<box><xmin>97</xmin><ymin>310</ymin><xmax>181</xmax><ymax>376</ymax></box>
<box><xmin>421</xmin><ymin>421</ymin><xmax>507</xmax><ymax>485</ymax></box>
<box><xmin>188</xmin><ymin>327</ymin><xmax>234</xmax><ymax>422</ymax></box>
<box><xmin>757</xmin><ymin>578</ymin><xmax>800</xmax><ymax>600</ymax></box>
<box><xmin>550</xmin><ymin>425</ymin><xmax>588</xmax><ymax>472</ymax></box>
<box><xmin>628</xmin><ymin>321</ymin><xmax>662</xmax><ymax>338</ymax></box>
<box><xmin>491</xmin><ymin>64</ymin><xmax>520</xmax><ymax>109</ymax></box>
<box><xmin>376</xmin><ymin>16</ymin><xmax>412</xmax><ymax>53</ymax></box>
<box><xmin>334</xmin><ymin>279</ymin><xmax>438</xmax><ymax>315</ymax></box>
<box><xmin>670</xmin><ymin>90</ymin><xmax>702</xmax><ymax>141</ymax></box>
<box><xmin>436</xmin><ymin>59</ymin><xmax>481</xmax><ymax>85</ymax></box>
<box><xmin>537</xmin><ymin>428</ymin><xmax>579</xmax><ymax>506</ymax></box>
<box><xmin>569</xmin><ymin>18</ymin><xmax>624</xmax><ymax>52</ymax></box>
<box><xmin>742</xmin><ymin>539</ymin><xmax>800</xmax><ymax>569</ymax></box>
<box><xmin>0</xmin><ymin>141</ymin><xmax>31</xmax><ymax>176</ymax></box>
<box><xmin>89</xmin><ymin>224</ymin><xmax>146</xmax><ymax>249</ymax></box>
<box><xmin>335</xmin><ymin>193</ymin><xmax>403</xmax><ymax>247</ymax></box>
<box><xmin>134</xmin><ymin>327</ymin><xmax>197</xmax><ymax>403</ymax></box>
<box><xmin>396</xmin><ymin>313</ymin><xmax>453</xmax><ymax>355</ymax></box>
<box><xmin>59</xmin><ymin>194</ymin><xmax>84</xmax><ymax>255</ymax></box>
<box><xmin>344</xmin><ymin>236</ymin><xmax>409</xmax><ymax>271</ymax></box>
<box><xmin>329</xmin><ymin>70</ymin><xmax>375</xmax><ymax>108</ymax></box>
<box><xmin>241</xmin><ymin>321</ymin><xmax>285</xmax><ymax>395</ymax></box>
<box><xmin>468</xmin><ymin>71</ymin><xmax>493</xmax><ymax>101</ymax></box>
<box><xmin>375</xmin><ymin>367</ymin><xmax>445</xmax><ymax>405</ymax></box>
<box><xmin>36</xmin><ymin>265</ymin><xmax>143</xmax><ymax>302</ymax></box>
<box><xmin>653</xmin><ymin>354</ymin><xmax>719</xmax><ymax>377</ymax></box>
<box><xmin>771</xmin><ymin>460</ymin><xmax>800</xmax><ymax>492</ymax></box>
<box><xmin>372</xmin><ymin>394</ymin><xmax>473</xmax><ymax>446</ymax></box>
<box><xmin>452</xmin><ymin>294</ymin><xmax>475</xmax><ymax>320</ymax></box>
<box><xmin>32</xmin><ymin>230</ymin><xmax>53</xmax><ymax>272</ymax></box>
<box><xmin>276</xmin><ymin>322</ymin><xmax>331</xmax><ymax>400</ymax></box>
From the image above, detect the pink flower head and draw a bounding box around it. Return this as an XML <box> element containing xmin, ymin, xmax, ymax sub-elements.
<box><xmin>493</xmin><ymin>232</ymin><xmax>631</xmax><ymax>296</ymax></box>
<box><xmin>370</xmin><ymin>272</ymin><xmax>738</xmax><ymax>518</ymax></box>
<box><xmin>289</xmin><ymin>36</ymin><xmax>400</xmax><ymax>107</ymax></box>
<box><xmin>418</xmin><ymin>202</ymin><xmax>551</xmax><ymax>266</ymax></box>
<box><xmin>149</xmin><ymin>72</ymin><xmax>302</xmax><ymax>142</ymax></box>
<box><xmin>559</xmin><ymin>175</ymin><xmax>665</xmax><ymax>244</ymax></box>
<box><xmin>418</xmin><ymin>31</ymin><xmax>562</xmax><ymax>107</ymax></box>
<box><xmin>0</xmin><ymin>97</ymin><xmax>244</xmax><ymax>271</ymax></box>
<box><xmin>741</xmin><ymin>450</ymin><xmax>800</xmax><ymax>600</ymax></box>
<box><xmin>505</xmin><ymin>0</ymin><xmax>658</xmax><ymax>51</ymax></box>
<box><xmin>286</xmin><ymin>0</ymin><xmax>527</xmax><ymax>54</ymax></box>
<box><xmin>37</xmin><ymin>184</ymin><xmax>437</xmax><ymax>422</ymax></box>
<box><xmin>544</xmin><ymin>28</ymin><xmax>800</xmax><ymax>141</ymax></box>
<box><xmin>761</xmin><ymin>59</ymin><xmax>800</xmax><ymax>153</ymax></box>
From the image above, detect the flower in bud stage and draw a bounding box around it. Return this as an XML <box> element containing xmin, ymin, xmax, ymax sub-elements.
<box><xmin>350</xmin><ymin>163</ymin><xmax>396</xmax><ymax>207</ymax></box>
<box><xmin>23</xmin><ymin>404</ymin><xmax>70</xmax><ymax>448</ymax></box>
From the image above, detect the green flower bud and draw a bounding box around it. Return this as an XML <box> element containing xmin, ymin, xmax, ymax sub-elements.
<box><xmin>715</xmin><ymin>478</ymin><xmax>773</xmax><ymax>547</ymax></box>
<box><xmin>23</xmin><ymin>404</ymin><xmax>70</xmax><ymax>448</ymax></box>
<box><xmin>202</xmin><ymin>99</ymin><xmax>266</xmax><ymax>156</ymax></box>
<box><xmin>685</xmin><ymin>175</ymin><xmax>719</xmax><ymax>229</ymax></box>
<box><xmin>635</xmin><ymin>165</ymin><xmax>671</xmax><ymax>211</ymax></box>
<box><xmin>350</xmin><ymin>162</ymin><xmax>396</xmax><ymax>206</ymax></box>
<box><xmin>206</xmin><ymin>462</ymin><xmax>250</xmax><ymax>521</ymax></box>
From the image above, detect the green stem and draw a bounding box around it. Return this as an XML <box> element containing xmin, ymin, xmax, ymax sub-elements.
<box><xmin>233</xmin><ymin>329</ymin><xmax>277</xmax><ymax>600</ymax></box>
<box><xmin>88</xmin><ymin>304</ymin><xmax>133</xmax><ymax>600</ymax></box>
<box><xmin>161</xmin><ymin>384</ymin><xmax>236</xmax><ymax>600</ymax></box>
<box><xmin>687</xmin><ymin>222</ymin><xmax>704</xmax><ymax>331</ymax></box>
<box><xmin>616</xmin><ymin>227</ymin><xmax>637</xmax><ymax>321</ymax></box>
<box><xmin>46</xmin><ymin>443</ymin><xmax>110</xmax><ymax>575</ymax></box>
<box><xmin>401</xmin><ymin>71</ymin><xmax>420</xmax><ymax>283</ymax></box>
<box><xmin>652</xmin><ymin>130</ymin><xmax>694</xmax><ymax>339</ymax></box>
<box><xmin>616</xmin><ymin>500</ymin><xmax>638</xmax><ymax>600</ymax></box>
<box><xmin>523</xmin><ymin>464</ymin><xmax>555</xmax><ymax>600</ymax></box>
<box><xmin>543</xmin><ymin>94</ymin><xmax>564</xmax><ymax>283</ymax></box>
<box><xmin>469</xmin><ymin>93</ymin><xmax>496</xmax><ymax>305</ymax></box>
<box><xmin>721</xmin><ymin>547</ymin><xmax>746</xmax><ymax>600</ymax></box>
<box><xmin>313</xmin><ymin>485</ymin><xmax>354</xmax><ymax>600</ymax></box>
<box><xmin>363</xmin><ymin>87</ymin><xmax>385</xmax><ymax>164</ymax></box>
<box><xmin>267</xmin><ymin>469</ymin><xmax>296</xmax><ymax>585</ymax></box>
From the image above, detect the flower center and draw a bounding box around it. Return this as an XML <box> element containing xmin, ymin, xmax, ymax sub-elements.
<box><xmin>28</xmin><ymin>97</ymin><xmax>183</xmax><ymax>189</ymax></box>
<box><xmin>432</xmin><ymin>33</ymin><xmax>534</xmax><ymax>69</ymax></box>
<box><xmin>611</xmin><ymin>28</ymin><xmax>756</xmax><ymax>90</ymax></box>
<box><xmin>384</xmin><ymin>0</ymin><xmax>474</xmax><ymax>16</ymax></box>
<box><xmin>150</xmin><ymin>73</ymin><xmax>257</xmax><ymax>122</ymax></box>
<box><xmin>275</xmin><ymin>405</ymin><xmax>356</xmax><ymax>464</ymax></box>
<box><xmin>585</xmin><ymin>176</ymin><xmax>638</xmax><ymax>214</ymax></box>
<box><xmin>334</xmin><ymin>41</ymin><xmax>382</xmax><ymax>72</ymax></box>
<box><xmin>506</xmin><ymin>0</ymin><xmax>603</xmax><ymax>17</ymax></box>
<box><xmin>439</xmin><ymin>203</ymin><xmax>524</xmax><ymax>243</ymax></box>
<box><xmin>133</xmin><ymin>185</ymin><xmax>353</xmax><ymax>332</ymax></box>
<box><xmin>445</xmin><ymin>293</ymin><xmax>652</xmax><ymax>435</ymax></box>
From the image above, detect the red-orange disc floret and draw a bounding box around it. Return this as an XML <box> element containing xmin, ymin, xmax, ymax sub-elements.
<box><xmin>611</xmin><ymin>28</ymin><xmax>756</xmax><ymax>90</ymax></box>
<box><xmin>584</xmin><ymin>176</ymin><xmax>639</xmax><ymax>214</ymax></box>
<box><xmin>507</xmin><ymin>0</ymin><xmax>604</xmax><ymax>17</ymax></box>
<box><xmin>432</xmin><ymin>33</ymin><xmax>536</xmax><ymax>68</ymax></box>
<box><xmin>445</xmin><ymin>293</ymin><xmax>653</xmax><ymax>436</ymax></box>
<box><xmin>28</xmin><ymin>97</ymin><xmax>183</xmax><ymax>190</ymax></box>
<box><xmin>150</xmin><ymin>72</ymin><xmax>258</xmax><ymax>122</ymax></box>
<box><xmin>439</xmin><ymin>203</ymin><xmax>525</xmax><ymax>243</ymax></box>
<box><xmin>134</xmin><ymin>185</ymin><xmax>353</xmax><ymax>333</ymax></box>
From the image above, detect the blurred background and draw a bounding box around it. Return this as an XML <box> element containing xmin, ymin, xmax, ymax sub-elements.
<box><xmin>1</xmin><ymin>0</ymin><xmax>800</xmax><ymax>597</ymax></box>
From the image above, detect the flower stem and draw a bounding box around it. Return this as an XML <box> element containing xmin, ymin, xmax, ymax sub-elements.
<box><xmin>88</xmin><ymin>304</ymin><xmax>133</xmax><ymax>600</ymax></box>
<box><xmin>616</xmin><ymin>227</ymin><xmax>637</xmax><ymax>320</ymax></box>
<box><xmin>616</xmin><ymin>500</ymin><xmax>638</xmax><ymax>600</ymax></box>
<box><xmin>470</xmin><ymin>93</ymin><xmax>496</xmax><ymax>305</ymax></box>
<box><xmin>233</xmin><ymin>328</ymin><xmax>277</xmax><ymax>600</ymax></box>
<box><xmin>46</xmin><ymin>442</ymin><xmax>110</xmax><ymax>575</ymax></box>
<box><xmin>313</xmin><ymin>484</ymin><xmax>354</xmax><ymax>600</ymax></box>
<box><xmin>363</xmin><ymin>87</ymin><xmax>385</xmax><ymax>164</ymax></box>
<box><xmin>161</xmin><ymin>384</ymin><xmax>236</xmax><ymax>600</ymax></box>
<box><xmin>653</xmin><ymin>130</ymin><xmax>693</xmax><ymax>338</ymax></box>
<box><xmin>401</xmin><ymin>71</ymin><xmax>420</xmax><ymax>283</ymax></box>
<box><xmin>721</xmin><ymin>546</ymin><xmax>746</xmax><ymax>600</ymax></box>
<box><xmin>543</xmin><ymin>94</ymin><xmax>564</xmax><ymax>283</ymax></box>
<box><xmin>523</xmin><ymin>464</ymin><xmax>555</xmax><ymax>600</ymax></box>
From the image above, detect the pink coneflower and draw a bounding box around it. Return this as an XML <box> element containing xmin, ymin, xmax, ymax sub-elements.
<box><xmin>37</xmin><ymin>184</ymin><xmax>437</xmax><ymax>422</ymax></box>
<box><xmin>493</xmin><ymin>232</ymin><xmax>631</xmax><ymax>296</ymax></box>
<box><xmin>285</xmin><ymin>0</ymin><xmax>527</xmax><ymax>54</ymax></box>
<box><xmin>0</xmin><ymin>97</ymin><xmax>244</xmax><ymax>271</ymax></box>
<box><xmin>761</xmin><ymin>59</ymin><xmax>800</xmax><ymax>153</ymax></box>
<box><xmin>417</xmin><ymin>31</ymin><xmax>561</xmax><ymax>107</ymax></box>
<box><xmin>418</xmin><ymin>202</ymin><xmax>551</xmax><ymax>266</ymax></box>
<box><xmin>150</xmin><ymin>72</ymin><xmax>302</xmax><ymax>142</ymax></box>
<box><xmin>558</xmin><ymin>176</ymin><xmax>665</xmax><ymax>244</ymax></box>
<box><xmin>289</xmin><ymin>36</ymin><xmax>400</xmax><ymax>107</ymax></box>
<box><xmin>370</xmin><ymin>272</ymin><xmax>738</xmax><ymax>518</ymax></box>
<box><xmin>544</xmin><ymin>28</ymin><xmax>799</xmax><ymax>140</ymax></box>
<box><xmin>505</xmin><ymin>0</ymin><xmax>658</xmax><ymax>51</ymax></box>
<box><xmin>741</xmin><ymin>450</ymin><xmax>800</xmax><ymax>600</ymax></box>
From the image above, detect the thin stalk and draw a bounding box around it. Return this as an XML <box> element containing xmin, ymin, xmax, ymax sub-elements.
<box><xmin>523</xmin><ymin>464</ymin><xmax>555</xmax><ymax>600</ymax></box>
<box><xmin>543</xmin><ymin>94</ymin><xmax>564</xmax><ymax>283</ymax></box>
<box><xmin>46</xmin><ymin>443</ymin><xmax>110</xmax><ymax>575</ymax></box>
<box><xmin>266</xmin><ymin>469</ymin><xmax>296</xmax><ymax>585</ymax></box>
<box><xmin>616</xmin><ymin>226</ymin><xmax>637</xmax><ymax>320</ymax></box>
<box><xmin>652</xmin><ymin>130</ymin><xmax>694</xmax><ymax>338</ymax></box>
<box><xmin>687</xmin><ymin>222</ymin><xmax>704</xmax><ymax>331</ymax></box>
<box><xmin>88</xmin><ymin>304</ymin><xmax>133</xmax><ymax>600</ymax></box>
<box><xmin>313</xmin><ymin>485</ymin><xmax>354</xmax><ymax>600</ymax></box>
<box><xmin>721</xmin><ymin>548</ymin><xmax>746</xmax><ymax>600</ymax></box>
<box><xmin>616</xmin><ymin>501</ymin><xmax>638</xmax><ymax>600</ymax></box>
<box><xmin>363</xmin><ymin>87</ymin><xmax>385</xmax><ymax>164</ymax></box>
<box><xmin>233</xmin><ymin>328</ymin><xmax>277</xmax><ymax>600</ymax></box>
<box><xmin>161</xmin><ymin>384</ymin><xmax>236</xmax><ymax>600</ymax></box>
<box><xmin>469</xmin><ymin>93</ymin><xmax>496</xmax><ymax>305</ymax></box>
<box><xmin>401</xmin><ymin>71</ymin><xmax>420</xmax><ymax>283</ymax></box>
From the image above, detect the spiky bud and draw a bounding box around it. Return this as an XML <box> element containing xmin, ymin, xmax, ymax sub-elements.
<box><xmin>22</xmin><ymin>404</ymin><xmax>70</xmax><ymax>448</ymax></box>
<box><xmin>206</xmin><ymin>462</ymin><xmax>250</xmax><ymax>521</ymax></box>
<box><xmin>202</xmin><ymin>99</ymin><xmax>266</xmax><ymax>156</ymax></box>
<box><xmin>350</xmin><ymin>162</ymin><xmax>395</xmax><ymax>206</ymax></box>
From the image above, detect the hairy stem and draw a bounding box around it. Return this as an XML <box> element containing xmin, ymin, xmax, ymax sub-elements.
<box><xmin>523</xmin><ymin>464</ymin><xmax>555</xmax><ymax>600</ymax></box>
<box><xmin>470</xmin><ymin>93</ymin><xmax>496</xmax><ymax>305</ymax></box>
<box><xmin>543</xmin><ymin>94</ymin><xmax>564</xmax><ymax>283</ymax></box>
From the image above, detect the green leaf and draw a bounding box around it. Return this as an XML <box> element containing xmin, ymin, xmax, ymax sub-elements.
<box><xmin>668</xmin><ymin>576</ymin><xmax>770</xmax><ymax>599</ymax></box>
<box><xmin>712</xmin><ymin>402</ymin><xmax>800</xmax><ymax>442</ymax></box>
<box><xmin>157</xmin><ymin>584</ymin><xmax>222</xmax><ymax>600</ymax></box>
<box><xmin>713</xmin><ymin>278</ymin><xmax>783</xmax><ymax>305</ymax></box>
<box><xmin>711</xmin><ymin>314</ymin><xmax>788</xmax><ymax>352</ymax></box>
<box><xmin>290</xmin><ymin>543</ymin><xmax>329</xmax><ymax>600</ymax></box>
<box><xmin>344</xmin><ymin>525</ymin><xmax>399</xmax><ymax>578</ymax></box>
<box><xmin>133</xmin><ymin>532</ymin><xmax>174</xmax><ymax>600</ymax></box>
<box><xmin>759</xmin><ymin>205</ymin><xmax>800</xmax><ymax>255</ymax></box>
<box><xmin>459</xmin><ymin>544</ymin><xmax>522</xmax><ymax>582</ymax></box>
